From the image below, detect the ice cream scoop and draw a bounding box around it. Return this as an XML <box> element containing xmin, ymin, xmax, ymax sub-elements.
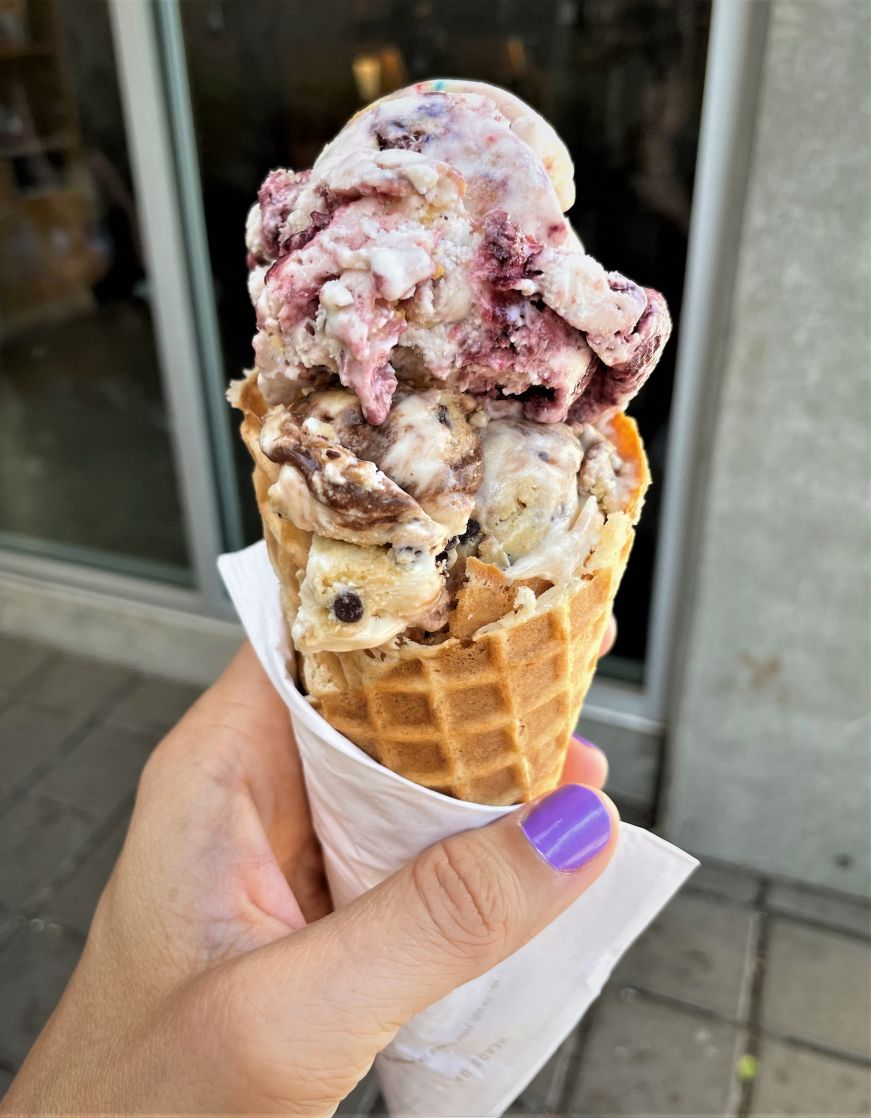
<box><xmin>293</xmin><ymin>534</ymin><xmax>449</xmax><ymax>652</ymax></box>
<box><xmin>474</xmin><ymin>419</ymin><xmax>583</xmax><ymax>567</ymax></box>
<box><xmin>291</xmin><ymin>388</ymin><xmax>482</xmax><ymax>537</ymax></box>
<box><xmin>261</xmin><ymin>405</ymin><xmax>445</xmax><ymax>555</ymax></box>
<box><xmin>233</xmin><ymin>80</ymin><xmax>671</xmax><ymax>659</ymax></box>
<box><xmin>257</xmin><ymin>384</ymin><xmax>489</xmax><ymax>650</ymax></box>
<box><xmin>246</xmin><ymin>81</ymin><xmax>671</xmax><ymax>427</ymax></box>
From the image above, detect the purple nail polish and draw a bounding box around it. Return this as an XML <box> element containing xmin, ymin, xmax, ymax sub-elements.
<box><xmin>521</xmin><ymin>785</ymin><xmax>611</xmax><ymax>872</ymax></box>
<box><xmin>572</xmin><ymin>732</ymin><xmax>603</xmax><ymax>754</ymax></box>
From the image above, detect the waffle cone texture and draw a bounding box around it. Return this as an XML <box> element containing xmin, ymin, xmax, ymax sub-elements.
<box><xmin>232</xmin><ymin>372</ymin><xmax>650</xmax><ymax>806</ymax></box>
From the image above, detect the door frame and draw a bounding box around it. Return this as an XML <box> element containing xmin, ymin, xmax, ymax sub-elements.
<box><xmin>583</xmin><ymin>0</ymin><xmax>768</xmax><ymax>731</ymax></box>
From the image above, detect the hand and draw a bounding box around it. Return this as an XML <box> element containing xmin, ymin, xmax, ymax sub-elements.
<box><xmin>599</xmin><ymin>611</ymin><xmax>618</xmax><ymax>659</ymax></box>
<box><xmin>2</xmin><ymin>638</ymin><xmax>619</xmax><ymax>1116</ymax></box>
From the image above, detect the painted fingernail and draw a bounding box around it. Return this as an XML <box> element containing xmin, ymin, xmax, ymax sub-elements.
<box><xmin>572</xmin><ymin>732</ymin><xmax>603</xmax><ymax>754</ymax></box>
<box><xmin>521</xmin><ymin>785</ymin><xmax>612</xmax><ymax>872</ymax></box>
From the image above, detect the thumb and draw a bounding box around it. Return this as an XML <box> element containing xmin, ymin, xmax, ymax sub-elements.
<box><xmin>243</xmin><ymin>784</ymin><xmax>618</xmax><ymax>1059</ymax></box>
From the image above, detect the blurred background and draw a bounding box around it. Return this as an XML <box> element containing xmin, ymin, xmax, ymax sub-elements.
<box><xmin>0</xmin><ymin>0</ymin><xmax>868</xmax><ymax>1113</ymax></box>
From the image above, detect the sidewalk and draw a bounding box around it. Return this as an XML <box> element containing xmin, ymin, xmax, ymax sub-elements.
<box><xmin>0</xmin><ymin>635</ymin><xmax>868</xmax><ymax>1115</ymax></box>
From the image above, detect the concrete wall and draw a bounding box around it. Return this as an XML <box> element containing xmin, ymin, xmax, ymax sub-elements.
<box><xmin>0</xmin><ymin>571</ymin><xmax>240</xmax><ymax>687</ymax></box>
<box><xmin>664</xmin><ymin>0</ymin><xmax>871</xmax><ymax>896</ymax></box>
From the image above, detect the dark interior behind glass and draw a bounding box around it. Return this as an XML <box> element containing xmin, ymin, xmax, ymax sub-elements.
<box><xmin>181</xmin><ymin>0</ymin><xmax>711</xmax><ymax>676</ymax></box>
<box><xmin>0</xmin><ymin>0</ymin><xmax>189</xmax><ymax>580</ymax></box>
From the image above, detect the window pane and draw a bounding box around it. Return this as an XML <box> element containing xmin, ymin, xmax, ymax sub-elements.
<box><xmin>182</xmin><ymin>0</ymin><xmax>711</xmax><ymax>671</ymax></box>
<box><xmin>0</xmin><ymin>0</ymin><xmax>190</xmax><ymax>582</ymax></box>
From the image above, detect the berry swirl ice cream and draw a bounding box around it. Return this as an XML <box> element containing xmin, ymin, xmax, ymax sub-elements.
<box><xmin>234</xmin><ymin>80</ymin><xmax>670</xmax><ymax>654</ymax></box>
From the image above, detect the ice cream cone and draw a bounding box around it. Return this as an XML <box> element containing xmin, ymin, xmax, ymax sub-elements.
<box><xmin>231</xmin><ymin>371</ymin><xmax>650</xmax><ymax>806</ymax></box>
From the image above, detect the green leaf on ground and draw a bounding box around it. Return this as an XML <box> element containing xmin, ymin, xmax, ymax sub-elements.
<box><xmin>736</xmin><ymin>1054</ymin><xmax>759</xmax><ymax>1081</ymax></box>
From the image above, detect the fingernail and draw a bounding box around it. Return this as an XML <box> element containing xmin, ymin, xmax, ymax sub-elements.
<box><xmin>521</xmin><ymin>785</ymin><xmax>612</xmax><ymax>872</ymax></box>
<box><xmin>572</xmin><ymin>732</ymin><xmax>603</xmax><ymax>754</ymax></box>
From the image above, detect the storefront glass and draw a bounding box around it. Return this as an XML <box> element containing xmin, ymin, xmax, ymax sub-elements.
<box><xmin>180</xmin><ymin>0</ymin><xmax>711</xmax><ymax>676</ymax></box>
<box><xmin>0</xmin><ymin>0</ymin><xmax>190</xmax><ymax>581</ymax></box>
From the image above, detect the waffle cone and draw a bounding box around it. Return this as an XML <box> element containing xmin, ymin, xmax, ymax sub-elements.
<box><xmin>232</xmin><ymin>372</ymin><xmax>650</xmax><ymax>805</ymax></box>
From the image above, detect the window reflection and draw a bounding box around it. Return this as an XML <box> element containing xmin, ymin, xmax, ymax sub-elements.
<box><xmin>0</xmin><ymin>0</ymin><xmax>189</xmax><ymax>579</ymax></box>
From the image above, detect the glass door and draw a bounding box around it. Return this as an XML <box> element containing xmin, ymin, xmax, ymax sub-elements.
<box><xmin>175</xmin><ymin>0</ymin><xmax>712</xmax><ymax>689</ymax></box>
<box><xmin>0</xmin><ymin>0</ymin><xmax>191</xmax><ymax>584</ymax></box>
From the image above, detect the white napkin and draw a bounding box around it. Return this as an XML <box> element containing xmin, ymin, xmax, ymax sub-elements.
<box><xmin>219</xmin><ymin>541</ymin><xmax>697</xmax><ymax>1117</ymax></box>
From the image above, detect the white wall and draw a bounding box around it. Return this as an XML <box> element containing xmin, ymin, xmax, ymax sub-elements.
<box><xmin>664</xmin><ymin>0</ymin><xmax>871</xmax><ymax>896</ymax></box>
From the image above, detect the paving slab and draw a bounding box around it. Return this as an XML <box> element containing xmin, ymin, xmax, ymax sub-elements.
<box><xmin>0</xmin><ymin>923</ymin><xmax>82</xmax><ymax>1064</ymax></box>
<box><xmin>767</xmin><ymin>882</ymin><xmax>871</xmax><ymax>939</ymax></box>
<box><xmin>42</xmin><ymin>812</ymin><xmax>130</xmax><ymax>934</ymax></box>
<box><xmin>0</xmin><ymin>703</ymin><xmax>85</xmax><ymax>801</ymax></box>
<box><xmin>336</xmin><ymin>1071</ymin><xmax>381</xmax><ymax>1116</ymax></box>
<box><xmin>104</xmin><ymin>676</ymin><xmax>203</xmax><ymax>736</ymax></box>
<box><xmin>31</xmin><ymin>723</ymin><xmax>153</xmax><ymax>821</ymax></box>
<box><xmin>751</xmin><ymin>1039</ymin><xmax>871</xmax><ymax>1116</ymax></box>
<box><xmin>568</xmin><ymin>991</ymin><xmax>743</xmax><ymax>1116</ymax></box>
<box><xmin>612</xmin><ymin>892</ymin><xmax>756</xmax><ymax>1020</ymax></box>
<box><xmin>0</xmin><ymin>636</ymin><xmax>53</xmax><ymax>694</ymax></box>
<box><xmin>687</xmin><ymin>860</ymin><xmax>761</xmax><ymax>905</ymax></box>
<box><xmin>0</xmin><ymin>796</ymin><xmax>96</xmax><ymax>908</ymax></box>
<box><xmin>23</xmin><ymin>654</ymin><xmax>133</xmax><ymax>719</ymax></box>
<box><xmin>0</xmin><ymin>901</ymin><xmax>12</xmax><ymax>943</ymax></box>
<box><xmin>761</xmin><ymin>919</ymin><xmax>871</xmax><ymax>1059</ymax></box>
<box><xmin>507</xmin><ymin>1034</ymin><xmax>576</xmax><ymax>1114</ymax></box>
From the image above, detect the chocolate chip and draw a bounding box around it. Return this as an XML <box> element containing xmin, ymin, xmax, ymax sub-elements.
<box><xmin>436</xmin><ymin>404</ymin><xmax>451</xmax><ymax>428</ymax></box>
<box><xmin>538</xmin><ymin>451</ymin><xmax>550</xmax><ymax>462</ymax></box>
<box><xmin>459</xmin><ymin>518</ymin><xmax>481</xmax><ymax>545</ymax></box>
<box><xmin>435</xmin><ymin>550</ymin><xmax>448</xmax><ymax>565</ymax></box>
<box><xmin>332</xmin><ymin>591</ymin><xmax>364</xmax><ymax>623</ymax></box>
<box><xmin>325</xmin><ymin>449</ymin><xmax>341</xmax><ymax>459</ymax></box>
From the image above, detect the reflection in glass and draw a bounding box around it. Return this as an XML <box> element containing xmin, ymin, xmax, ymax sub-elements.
<box><xmin>0</xmin><ymin>0</ymin><xmax>189</xmax><ymax>580</ymax></box>
<box><xmin>182</xmin><ymin>0</ymin><xmax>711</xmax><ymax>671</ymax></box>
